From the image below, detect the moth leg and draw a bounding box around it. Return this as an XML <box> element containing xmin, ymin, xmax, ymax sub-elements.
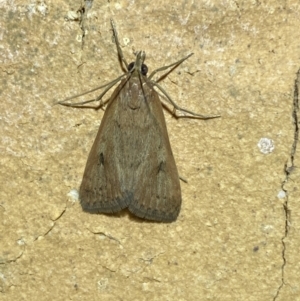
<box><xmin>148</xmin><ymin>53</ymin><xmax>193</xmax><ymax>81</ymax></box>
<box><xmin>153</xmin><ymin>82</ymin><xmax>220</xmax><ymax>119</ymax></box>
<box><xmin>57</xmin><ymin>74</ymin><xmax>126</xmax><ymax>108</ymax></box>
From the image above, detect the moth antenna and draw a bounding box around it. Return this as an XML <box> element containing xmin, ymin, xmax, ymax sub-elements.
<box><xmin>110</xmin><ymin>19</ymin><xmax>128</xmax><ymax>71</ymax></box>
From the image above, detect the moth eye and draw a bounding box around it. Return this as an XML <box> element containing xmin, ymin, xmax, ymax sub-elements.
<box><xmin>128</xmin><ymin>62</ymin><xmax>134</xmax><ymax>72</ymax></box>
<box><xmin>128</xmin><ymin>62</ymin><xmax>148</xmax><ymax>76</ymax></box>
<box><xmin>141</xmin><ymin>64</ymin><xmax>148</xmax><ymax>76</ymax></box>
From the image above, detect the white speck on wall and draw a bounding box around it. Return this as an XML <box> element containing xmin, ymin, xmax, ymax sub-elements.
<box><xmin>68</xmin><ymin>189</ymin><xmax>79</xmax><ymax>201</ymax></box>
<box><xmin>17</xmin><ymin>238</ymin><xmax>26</xmax><ymax>245</ymax></box>
<box><xmin>277</xmin><ymin>190</ymin><xmax>286</xmax><ymax>199</ymax></box>
<box><xmin>123</xmin><ymin>37</ymin><xmax>130</xmax><ymax>46</ymax></box>
<box><xmin>66</xmin><ymin>11</ymin><xmax>80</xmax><ymax>21</ymax></box>
<box><xmin>179</xmin><ymin>12</ymin><xmax>191</xmax><ymax>25</ymax></box>
<box><xmin>27</xmin><ymin>4</ymin><xmax>36</xmax><ymax>16</ymax></box>
<box><xmin>257</xmin><ymin>138</ymin><xmax>274</xmax><ymax>154</ymax></box>
<box><xmin>76</xmin><ymin>34</ymin><xmax>83</xmax><ymax>42</ymax></box>
<box><xmin>261</xmin><ymin>224</ymin><xmax>274</xmax><ymax>233</ymax></box>
<box><xmin>37</xmin><ymin>1</ymin><xmax>48</xmax><ymax>16</ymax></box>
<box><xmin>97</xmin><ymin>278</ymin><xmax>109</xmax><ymax>290</ymax></box>
<box><xmin>85</xmin><ymin>0</ymin><xmax>93</xmax><ymax>10</ymax></box>
<box><xmin>142</xmin><ymin>282</ymin><xmax>150</xmax><ymax>291</ymax></box>
<box><xmin>27</xmin><ymin>1</ymin><xmax>48</xmax><ymax>17</ymax></box>
<box><xmin>115</xmin><ymin>3</ymin><xmax>122</xmax><ymax>9</ymax></box>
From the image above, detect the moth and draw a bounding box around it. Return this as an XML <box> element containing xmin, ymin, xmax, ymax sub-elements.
<box><xmin>59</xmin><ymin>19</ymin><xmax>219</xmax><ymax>222</ymax></box>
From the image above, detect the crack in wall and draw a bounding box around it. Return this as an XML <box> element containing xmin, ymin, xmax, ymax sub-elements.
<box><xmin>65</xmin><ymin>1</ymin><xmax>94</xmax><ymax>49</ymax></box>
<box><xmin>0</xmin><ymin>248</ymin><xmax>24</xmax><ymax>265</ymax></box>
<box><xmin>273</xmin><ymin>69</ymin><xmax>299</xmax><ymax>300</ymax></box>
<box><xmin>0</xmin><ymin>206</ymin><xmax>67</xmax><ymax>292</ymax></box>
<box><xmin>33</xmin><ymin>207</ymin><xmax>67</xmax><ymax>241</ymax></box>
<box><xmin>89</xmin><ymin>230</ymin><xmax>122</xmax><ymax>246</ymax></box>
<box><xmin>78</xmin><ymin>0</ymin><xmax>94</xmax><ymax>49</ymax></box>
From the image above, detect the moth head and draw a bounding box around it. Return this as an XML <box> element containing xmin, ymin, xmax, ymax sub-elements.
<box><xmin>127</xmin><ymin>51</ymin><xmax>148</xmax><ymax>76</ymax></box>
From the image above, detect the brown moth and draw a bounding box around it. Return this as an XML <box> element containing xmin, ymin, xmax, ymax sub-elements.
<box><xmin>59</xmin><ymin>20</ymin><xmax>219</xmax><ymax>222</ymax></box>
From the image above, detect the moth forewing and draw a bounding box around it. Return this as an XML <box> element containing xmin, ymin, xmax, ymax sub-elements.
<box><xmin>127</xmin><ymin>76</ymin><xmax>181</xmax><ymax>222</ymax></box>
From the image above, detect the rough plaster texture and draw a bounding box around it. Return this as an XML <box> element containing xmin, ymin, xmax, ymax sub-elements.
<box><xmin>1</xmin><ymin>1</ymin><xmax>299</xmax><ymax>300</ymax></box>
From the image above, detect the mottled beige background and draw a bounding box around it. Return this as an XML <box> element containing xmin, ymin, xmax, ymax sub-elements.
<box><xmin>1</xmin><ymin>1</ymin><xmax>299</xmax><ymax>300</ymax></box>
